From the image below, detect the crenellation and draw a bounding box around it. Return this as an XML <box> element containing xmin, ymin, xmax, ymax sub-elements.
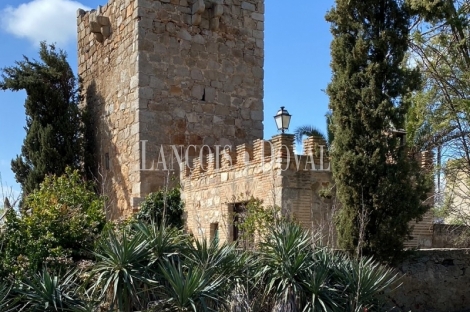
<box><xmin>236</xmin><ymin>143</ymin><xmax>252</xmax><ymax>166</ymax></box>
<box><xmin>181</xmin><ymin>134</ymin><xmax>334</xmax><ymax>243</ymax></box>
<box><xmin>271</xmin><ymin>134</ymin><xmax>294</xmax><ymax>160</ymax></box>
<box><xmin>206</xmin><ymin>152</ymin><xmax>216</xmax><ymax>173</ymax></box>
<box><xmin>220</xmin><ymin>146</ymin><xmax>235</xmax><ymax>170</ymax></box>
<box><xmin>252</xmin><ymin>138</ymin><xmax>270</xmax><ymax>163</ymax></box>
<box><xmin>80</xmin><ymin>0</ymin><xmax>264</xmax><ymax>217</ymax></box>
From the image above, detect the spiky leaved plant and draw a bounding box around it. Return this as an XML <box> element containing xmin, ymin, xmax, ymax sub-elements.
<box><xmin>16</xmin><ymin>269</ymin><xmax>85</xmax><ymax>311</ymax></box>
<box><xmin>89</xmin><ymin>228</ymin><xmax>153</xmax><ymax>311</ymax></box>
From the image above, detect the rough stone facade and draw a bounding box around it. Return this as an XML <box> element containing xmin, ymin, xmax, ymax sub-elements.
<box><xmin>388</xmin><ymin>249</ymin><xmax>470</xmax><ymax>312</ymax></box>
<box><xmin>180</xmin><ymin>134</ymin><xmax>335</xmax><ymax>244</ymax></box>
<box><xmin>181</xmin><ymin>134</ymin><xmax>435</xmax><ymax>248</ymax></box>
<box><xmin>77</xmin><ymin>0</ymin><xmax>264</xmax><ymax>218</ymax></box>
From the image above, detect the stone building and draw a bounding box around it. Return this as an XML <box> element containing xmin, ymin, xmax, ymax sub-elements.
<box><xmin>77</xmin><ymin>0</ymin><xmax>434</xmax><ymax>247</ymax></box>
<box><xmin>77</xmin><ymin>0</ymin><xmax>264</xmax><ymax>218</ymax></box>
<box><xmin>180</xmin><ymin>134</ymin><xmax>335</xmax><ymax>245</ymax></box>
<box><xmin>180</xmin><ymin>134</ymin><xmax>435</xmax><ymax>247</ymax></box>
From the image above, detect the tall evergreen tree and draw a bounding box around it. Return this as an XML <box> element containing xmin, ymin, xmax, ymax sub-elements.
<box><xmin>0</xmin><ymin>42</ymin><xmax>84</xmax><ymax>195</ymax></box>
<box><xmin>326</xmin><ymin>0</ymin><xmax>431</xmax><ymax>262</ymax></box>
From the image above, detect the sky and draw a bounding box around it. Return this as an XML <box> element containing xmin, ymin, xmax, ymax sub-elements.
<box><xmin>0</xmin><ymin>0</ymin><xmax>335</xmax><ymax>195</ymax></box>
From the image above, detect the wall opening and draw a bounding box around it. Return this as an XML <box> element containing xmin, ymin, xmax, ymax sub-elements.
<box><xmin>231</xmin><ymin>202</ymin><xmax>250</xmax><ymax>249</ymax></box>
<box><xmin>105</xmin><ymin>153</ymin><xmax>110</xmax><ymax>170</ymax></box>
<box><xmin>210</xmin><ymin>222</ymin><xmax>219</xmax><ymax>244</ymax></box>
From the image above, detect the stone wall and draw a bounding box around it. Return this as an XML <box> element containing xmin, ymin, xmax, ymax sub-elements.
<box><xmin>77</xmin><ymin>0</ymin><xmax>265</xmax><ymax>218</ymax></box>
<box><xmin>180</xmin><ymin>134</ymin><xmax>436</xmax><ymax>247</ymax></box>
<box><xmin>180</xmin><ymin>134</ymin><xmax>334</xmax><ymax>244</ymax></box>
<box><xmin>389</xmin><ymin>249</ymin><xmax>470</xmax><ymax>312</ymax></box>
<box><xmin>77</xmin><ymin>0</ymin><xmax>140</xmax><ymax>218</ymax></box>
<box><xmin>404</xmin><ymin>150</ymin><xmax>435</xmax><ymax>249</ymax></box>
<box><xmin>136</xmin><ymin>0</ymin><xmax>265</xmax><ymax>199</ymax></box>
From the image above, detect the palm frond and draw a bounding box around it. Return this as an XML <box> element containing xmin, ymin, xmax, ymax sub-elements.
<box><xmin>294</xmin><ymin>125</ymin><xmax>328</xmax><ymax>144</ymax></box>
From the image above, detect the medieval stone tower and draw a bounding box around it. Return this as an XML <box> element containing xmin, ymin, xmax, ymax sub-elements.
<box><xmin>77</xmin><ymin>0</ymin><xmax>265</xmax><ymax>217</ymax></box>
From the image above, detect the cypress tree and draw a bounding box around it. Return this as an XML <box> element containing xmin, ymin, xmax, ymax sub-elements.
<box><xmin>0</xmin><ymin>42</ymin><xmax>84</xmax><ymax>195</ymax></box>
<box><xmin>326</xmin><ymin>0</ymin><xmax>431</xmax><ymax>262</ymax></box>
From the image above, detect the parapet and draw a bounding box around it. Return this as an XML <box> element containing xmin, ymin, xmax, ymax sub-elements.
<box><xmin>77</xmin><ymin>3</ymin><xmax>113</xmax><ymax>43</ymax></box>
<box><xmin>181</xmin><ymin>134</ymin><xmax>331</xmax><ymax>180</ymax></box>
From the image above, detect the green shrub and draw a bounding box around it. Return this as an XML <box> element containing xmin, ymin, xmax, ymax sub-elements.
<box><xmin>135</xmin><ymin>187</ymin><xmax>184</xmax><ymax>228</ymax></box>
<box><xmin>0</xmin><ymin>168</ymin><xmax>106</xmax><ymax>277</ymax></box>
<box><xmin>232</xmin><ymin>197</ymin><xmax>281</xmax><ymax>249</ymax></box>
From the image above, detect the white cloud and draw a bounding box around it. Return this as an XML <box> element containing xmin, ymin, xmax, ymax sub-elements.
<box><xmin>1</xmin><ymin>0</ymin><xmax>90</xmax><ymax>46</ymax></box>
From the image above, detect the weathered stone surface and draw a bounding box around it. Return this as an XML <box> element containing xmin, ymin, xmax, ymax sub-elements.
<box><xmin>180</xmin><ymin>134</ymin><xmax>334</xmax><ymax>244</ymax></box>
<box><xmin>78</xmin><ymin>0</ymin><xmax>265</xmax><ymax>218</ymax></box>
<box><xmin>241</xmin><ymin>2</ymin><xmax>256</xmax><ymax>11</ymax></box>
<box><xmin>388</xmin><ymin>249</ymin><xmax>470</xmax><ymax>312</ymax></box>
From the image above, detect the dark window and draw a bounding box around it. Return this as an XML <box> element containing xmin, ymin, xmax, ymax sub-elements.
<box><xmin>232</xmin><ymin>202</ymin><xmax>249</xmax><ymax>249</ymax></box>
<box><xmin>105</xmin><ymin>153</ymin><xmax>110</xmax><ymax>170</ymax></box>
<box><xmin>210</xmin><ymin>222</ymin><xmax>219</xmax><ymax>245</ymax></box>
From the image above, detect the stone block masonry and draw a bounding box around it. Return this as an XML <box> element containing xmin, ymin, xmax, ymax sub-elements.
<box><xmin>179</xmin><ymin>132</ymin><xmax>435</xmax><ymax>248</ymax></box>
<box><xmin>388</xmin><ymin>249</ymin><xmax>470</xmax><ymax>312</ymax></box>
<box><xmin>77</xmin><ymin>0</ymin><xmax>264</xmax><ymax>218</ymax></box>
<box><xmin>77</xmin><ymin>0</ymin><xmax>140</xmax><ymax>218</ymax></box>
<box><xmin>180</xmin><ymin>134</ymin><xmax>335</xmax><ymax>244</ymax></box>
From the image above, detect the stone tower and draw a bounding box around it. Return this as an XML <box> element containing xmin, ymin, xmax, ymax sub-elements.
<box><xmin>77</xmin><ymin>0</ymin><xmax>264</xmax><ymax>218</ymax></box>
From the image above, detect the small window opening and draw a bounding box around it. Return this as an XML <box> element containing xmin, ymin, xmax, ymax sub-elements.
<box><xmin>210</xmin><ymin>222</ymin><xmax>219</xmax><ymax>245</ymax></box>
<box><xmin>105</xmin><ymin>153</ymin><xmax>110</xmax><ymax>170</ymax></box>
<box><xmin>201</xmin><ymin>89</ymin><xmax>206</xmax><ymax>101</ymax></box>
<box><xmin>232</xmin><ymin>202</ymin><xmax>249</xmax><ymax>249</ymax></box>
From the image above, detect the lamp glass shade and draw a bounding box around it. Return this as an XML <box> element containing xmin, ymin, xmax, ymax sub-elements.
<box><xmin>274</xmin><ymin>107</ymin><xmax>291</xmax><ymax>132</ymax></box>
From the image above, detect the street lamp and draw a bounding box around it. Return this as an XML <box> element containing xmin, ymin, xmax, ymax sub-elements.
<box><xmin>274</xmin><ymin>106</ymin><xmax>292</xmax><ymax>134</ymax></box>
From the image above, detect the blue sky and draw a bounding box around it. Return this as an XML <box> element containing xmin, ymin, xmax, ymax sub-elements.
<box><xmin>0</xmin><ymin>0</ymin><xmax>334</xmax><ymax>194</ymax></box>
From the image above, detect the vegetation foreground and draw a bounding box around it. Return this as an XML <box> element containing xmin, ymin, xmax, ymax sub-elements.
<box><xmin>0</xmin><ymin>219</ymin><xmax>399</xmax><ymax>312</ymax></box>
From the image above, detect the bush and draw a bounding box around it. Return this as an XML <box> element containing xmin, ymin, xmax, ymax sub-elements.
<box><xmin>135</xmin><ymin>187</ymin><xmax>184</xmax><ymax>228</ymax></box>
<box><xmin>0</xmin><ymin>168</ymin><xmax>106</xmax><ymax>277</ymax></box>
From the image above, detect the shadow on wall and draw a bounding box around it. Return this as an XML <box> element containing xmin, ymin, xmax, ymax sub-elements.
<box><xmin>83</xmin><ymin>81</ymin><xmax>130</xmax><ymax>219</ymax></box>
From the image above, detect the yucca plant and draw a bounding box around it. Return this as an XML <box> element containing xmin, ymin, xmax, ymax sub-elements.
<box><xmin>254</xmin><ymin>221</ymin><xmax>400</xmax><ymax>312</ymax></box>
<box><xmin>133</xmin><ymin>221</ymin><xmax>187</xmax><ymax>266</ymax></box>
<box><xmin>15</xmin><ymin>269</ymin><xmax>84</xmax><ymax>311</ymax></box>
<box><xmin>0</xmin><ymin>281</ymin><xmax>17</xmax><ymax>312</ymax></box>
<box><xmin>256</xmin><ymin>221</ymin><xmax>314</xmax><ymax>311</ymax></box>
<box><xmin>186</xmin><ymin>239</ymin><xmax>245</xmax><ymax>278</ymax></box>
<box><xmin>153</xmin><ymin>258</ymin><xmax>229</xmax><ymax>312</ymax></box>
<box><xmin>187</xmin><ymin>238</ymin><xmax>257</xmax><ymax>311</ymax></box>
<box><xmin>226</xmin><ymin>255</ymin><xmax>273</xmax><ymax>312</ymax></box>
<box><xmin>300</xmin><ymin>265</ymin><xmax>341</xmax><ymax>312</ymax></box>
<box><xmin>88</xmin><ymin>228</ymin><xmax>154</xmax><ymax>311</ymax></box>
<box><xmin>334</xmin><ymin>256</ymin><xmax>400</xmax><ymax>311</ymax></box>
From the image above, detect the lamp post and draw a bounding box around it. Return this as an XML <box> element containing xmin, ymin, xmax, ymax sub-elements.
<box><xmin>274</xmin><ymin>106</ymin><xmax>292</xmax><ymax>134</ymax></box>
